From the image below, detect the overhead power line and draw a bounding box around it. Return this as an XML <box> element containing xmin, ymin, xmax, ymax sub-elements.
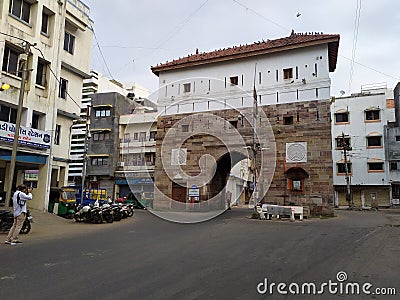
<box><xmin>232</xmin><ymin>0</ymin><xmax>290</xmax><ymax>32</ymax></box>
<box><xmin>348</xmin><ymin>0</ymin><xmax>362</xmax><ymax>94</ymax></box>
<box><xmin>32</xmin><ymin>45</ymin><xmax>82</xmax><ymax>110</ymax></box>
<box><xmin>0</xmin><ymin>32</ymin><xmax>82</xmax><ymax>110</ymax></box>
<box><xmin>340</xmin><ymin>55</ymin><xmax>400</xmax><ymax>81</ymax></box>
<box><xmin>152</xmin><ymin>0</ymin><xmax>210</xmax><ymax>52</ymax></box>
<box><xmin>90</xmin><ymin>25</ymin><xmax>114</xmax><ymax>80</ymax></box>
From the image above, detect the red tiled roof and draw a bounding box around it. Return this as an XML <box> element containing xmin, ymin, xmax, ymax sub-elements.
<box><xmin>151</xmin><ymin>31</ymin><xmax>340</xmax><ymax>76</ymax></box>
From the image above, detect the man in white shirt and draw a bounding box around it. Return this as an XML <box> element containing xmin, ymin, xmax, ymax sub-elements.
<box><xmin>5</xmin><ymin>184</ymin><xmax>33</xmax><ymax>245</ymax></box>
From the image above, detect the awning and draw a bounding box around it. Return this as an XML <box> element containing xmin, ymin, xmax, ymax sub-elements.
<box><xmin>89</xmin><ymin>128</ymin><xmax>112</xmax><ymax>132</ymax></box>
<box><xmin>92</xmin><ymin>104</ymin><xmax>113</xmax><ymax>108</ymax></box>
<box><xmin>367</xmin><ymin>131</ymin><xmax>382</xmax><ymax>137</ymax></box>
<box><xmin>337</xmin><ymin>159</ymin><xmax>351</xmax><ymax>163</ymax></box>
<box><xmin>367</xmin><ymin>158</ymin><xmax>383</xmax><ymax>163</ymax></box>
<box><xmin>0</xmin><ymin>150</ymin><xmax>47</xmax><ymax>165</ymax></box>
<box><xmin>87</xmin><ymin>154</ymin><xmax>109</xmax><ymax>157</ymax></box>
<box><xmin>365</xmin><ymin>106</ymin><xmax>380</xmax><ymax>111</ymax></box>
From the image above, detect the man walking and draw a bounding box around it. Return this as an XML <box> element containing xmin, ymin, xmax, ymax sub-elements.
<box><xmin>5</xmin><ymin>184</ymin><xmax>33</xmax><ymax>245</ymax></box>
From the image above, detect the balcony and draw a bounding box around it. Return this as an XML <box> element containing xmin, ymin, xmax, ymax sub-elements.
<box><xmin>119</xmin><ymin>139</ymin><xmax>156</xmax><ymax>154</ymax></box>
<box><xmin>116</xmin><ymin>161</ymin><xmax>155</xmax><ymax>172</ymax></box>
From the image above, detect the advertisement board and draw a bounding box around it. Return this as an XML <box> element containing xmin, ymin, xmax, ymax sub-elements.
<box><xmin>0</xmin><ymin>121</ymin><xmax>51</xmax><ymax>149</ymax></box>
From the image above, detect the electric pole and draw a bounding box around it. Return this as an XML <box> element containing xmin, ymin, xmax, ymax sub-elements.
<box><xmin>340</xmin><ymin>132</ymin><xmax>353</xmax><ymax>208</ymax></box>
<box><xmin>252</xmin><ymin>64</ymin><xmax>258</xmax><ymax>210</ymax></box>
<box><xmin>5</xmin><ymin>41</ymin><xmax>31</xmax><ymax>209</ymax></box>
<box><xmin>80</xmin><ymin>106</ymin><xmax>90</xmax><ymax>204</ymax></box>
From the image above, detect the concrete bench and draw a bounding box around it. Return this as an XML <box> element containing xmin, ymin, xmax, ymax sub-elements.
<box><xmin>261</xmin><ymin>204</ymin><xmax>304</xmax><ymax>221</ymax></box>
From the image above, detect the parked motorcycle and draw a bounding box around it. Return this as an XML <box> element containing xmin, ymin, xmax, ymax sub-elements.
<box><xmin>0</xmin><ymin>209</ymin><xmax>32</xmax><ymax>234</ymax></box>
<box><xmin>101</xmin><ymin>203</ymin><xmax>114</xmax><ymax>223</ymax></box>
<box><xmin>74</xmin><ymin>204</ymin><xmax>103</xmax><ymax>224</ymax></box>
<box><xmin>111</xmin><ymin>204</ymin><xmax>123</xmax><ymax>221</ymax></box>
<box><xmin>124</xmin><ymin>203</ymin><xmax>134</xmax><ymax>217</ymax></box>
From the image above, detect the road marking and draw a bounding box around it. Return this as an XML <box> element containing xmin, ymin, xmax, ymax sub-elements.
<box><xmin>355</xmin><ymin>228</ymin><xmax>378</xmax><ymax>243</ymax></box>
<box><xmin>1</xmin><ymin>274</ymin><xmax>16</xmax><ymax>280</ymax></box>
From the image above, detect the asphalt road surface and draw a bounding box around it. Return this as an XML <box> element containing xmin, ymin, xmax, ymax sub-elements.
<box><xmin>0</xmin><ymin>208</ymin><xmax>399</xmax><ymax>300</ymax></box>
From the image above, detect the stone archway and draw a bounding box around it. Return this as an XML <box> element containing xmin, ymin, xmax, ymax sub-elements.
<box><xmin>208</xmin><ymin>151</ymin><xmax>248</xmax><ymax>199</ymax></box>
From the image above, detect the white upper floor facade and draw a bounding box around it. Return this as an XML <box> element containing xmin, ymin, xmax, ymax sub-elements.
<box><xmin>152</xmin><ymin>32</ymin><xmax>339</xmax><ymax>115</ymax></box>
<box><xmin>118</xmin><ymin>111</ymin><xmax>157</xmax><ymax>171</ymax></box>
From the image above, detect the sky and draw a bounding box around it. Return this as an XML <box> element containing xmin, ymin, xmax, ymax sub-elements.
<box><xmin>83</xmin><ymin>0</ymin><xmax>400</xmax><ymax>98</ymax></box>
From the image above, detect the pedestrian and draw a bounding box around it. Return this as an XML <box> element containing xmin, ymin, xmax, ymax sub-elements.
<box><xmin>4</xmin><ymin>184</ymin><xmax>33</xmax><ymax>245</ymax></box>
<box><xmin>226</xmin><ymin>190</ymin><xmax>232</xmax><ymax>210</ymax></box>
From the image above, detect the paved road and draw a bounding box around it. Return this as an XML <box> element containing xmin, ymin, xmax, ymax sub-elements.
<box><xmin>0</xmin><ymin>208</ymin><xmax>399</xmax><ymax>299</ymax></box>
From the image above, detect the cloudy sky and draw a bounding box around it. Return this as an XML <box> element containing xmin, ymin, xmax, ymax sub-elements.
<box><xmin>83</xmin><ymin>0</ymin><xmax>400</xmax><ymax>97</ymax></box>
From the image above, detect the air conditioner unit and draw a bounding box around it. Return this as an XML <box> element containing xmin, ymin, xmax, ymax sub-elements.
<box><xmin>117</xmin><ymin>161</ymin><xmax>125</xmax><ymax>167</ymax></box>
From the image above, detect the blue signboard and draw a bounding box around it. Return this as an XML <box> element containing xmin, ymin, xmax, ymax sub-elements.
<box><xmin>115</xmin><ymin>178</ymin><xmax>153</xmax><ymax>185</ymax></box>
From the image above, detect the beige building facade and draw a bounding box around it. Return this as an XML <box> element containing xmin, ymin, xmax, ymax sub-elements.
<box><xmin>0</xmin><ymin>0</ymin><xmax>92</xmax><ymax>210</ymax></box>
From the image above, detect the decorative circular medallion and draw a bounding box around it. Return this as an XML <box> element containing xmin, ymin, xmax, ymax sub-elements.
<box><xmin>287</xmin><ymin>143</ymin><xmax>306</xmax><ymax>162</ymax></box>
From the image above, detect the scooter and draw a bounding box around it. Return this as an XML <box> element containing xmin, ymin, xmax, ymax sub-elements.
<box><xmin>74</xmin><ymin>204</ymin><xmax>103</xmax><ymax>224</ymax></box>
<box><xmin>0</xmin><ymin>209</ymin><xmax>32</xmax><ymax>234</ymax></box>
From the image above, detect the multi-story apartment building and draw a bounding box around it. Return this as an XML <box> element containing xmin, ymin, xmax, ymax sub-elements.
<box><xmin>68</xmin><ymin>70</ymin><xmax>129</xmax><ymax>184</ymax></box>
<box><xmin>116</xmin><ymin>108</ymin><xmax>157</xmax><ymax>198</ymax></box>
<box><xmin>385</xmin><ymin>82</ymin><xmax>400</xmax><ymax>206</ymax></box>
<box><xmin>86</xmin><ymin>92</ymin><xmax>156</xmax><ymax>199</ymax></box>
<box><xmin>0</xmin><ymin>0</ymin><xmax>92</xmax><ymax>210</ymax></box>
<box><xmin>151</xmin><ymin>31</ymin><xmax>340</xmax><ymax>210</ymax></box>
<box><xmin>85</xmin><ymin>92</ymin><xmax>134</xmax><ymax>197</ymax></box>
<box><xmin>331</xmin><ymin>84</ymin><xmax>395</xmax><ymax>208</ymax></box>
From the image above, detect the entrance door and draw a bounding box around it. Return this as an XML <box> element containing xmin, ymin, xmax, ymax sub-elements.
<box><xmin>172</xmin><ymin>183</ymin><xmax>187</xmax><ymax>203</ymax></box>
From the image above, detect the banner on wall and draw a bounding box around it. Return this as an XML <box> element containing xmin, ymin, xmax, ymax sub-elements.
<box><xmin>0</xmin><ymin>121</ymin><xmax>51</xmax><ymax>149</ymax></box>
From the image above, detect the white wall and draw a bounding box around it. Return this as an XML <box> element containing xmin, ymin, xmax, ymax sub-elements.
<box><xmin>331</xmin><ymin>90</ymin><xmax>395</xmax><ymax>186</ymax></box>
<box><xmin>157</xmin><ymin>44</ymin><xmax>331</xmax><ymax>115</ymax></box>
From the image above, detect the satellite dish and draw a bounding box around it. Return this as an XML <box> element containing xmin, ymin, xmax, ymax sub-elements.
<box><xmin>339</xmin><ymin>90</ymin><xmax>345</xmax><ymax>96</ymax></box>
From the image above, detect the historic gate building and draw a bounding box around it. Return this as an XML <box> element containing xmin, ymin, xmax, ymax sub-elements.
<box><xmin>151</xmin><ymin>32</ymin><xmax>339</xmax><ymax>211</ymax></box>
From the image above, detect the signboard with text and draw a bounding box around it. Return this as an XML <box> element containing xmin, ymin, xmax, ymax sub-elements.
<box><xmin>0</xmin><ymin>121</ymin><xmax>51</xmax><ymax>149</ymax></box>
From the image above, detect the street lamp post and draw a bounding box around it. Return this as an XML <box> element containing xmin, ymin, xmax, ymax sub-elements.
<box><xmin>5</xmin><ymin>42</ymin><xmax>31</xmax><ymax>209</ymax></box>
<box><xmin>80</xmin><ymin>106</ymin><xmax>90</xmax><ymax>204</ymax></box>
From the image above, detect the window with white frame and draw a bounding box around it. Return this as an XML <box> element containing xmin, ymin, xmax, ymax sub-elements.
<box><xmin>9</xmin><ymin>0</ymin><xmax>31</xmax><ymax>24</ymax></box>
<box><xmin>94</xmin><ymin>108</ymin><xmax>111</xmax><ymax>117</ymax></box>
<box><xmin>2</xmin><ymin>44</ymin><xmax>24</xmax><ymax>77</ymax></box>
<box><xmin>0</xmin><ymin>105</ymin><xmax>17</xmax><ymax>123</ymax></box>
<box><xmin>54</xmin><ymin>124</ymin><xmax>61</xmax><ymax>145</ymax></box>
<box><xmin>139</xmin><ymin>132</ymin><xmax>146</xmax><ymax>142</ymax></box>
<box><xmin>92</xmin><ymin>132</ymin><xmax>110</xmax><ymax>141</ymax></box>
<box><xmin>91</xmin><ymin>157</ymin><xmax>108</xmax><ymax>166</ymax></box>
<box><xmin>64</xmin><ymin>31</ymin><xmax>75</xmax><ymax>54</ymax></box>
<box><xmin>59</xmin><ymin>78</ymin><xmax>68</xmax><ymax>99</ymax></box>
<box><xmin>149</xmin><ymin>131</ymin><xmax>156</xmax><ymax>141</ymax></box>
<box><xmin>123</xmin><ymin>133</ymin><xmax>130</xmax><ymax>143</ymax></box>
<box><xmin>36</xmin><ymin>58</ymin><xmax>49</xmax><ymax>87</ymax></box>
